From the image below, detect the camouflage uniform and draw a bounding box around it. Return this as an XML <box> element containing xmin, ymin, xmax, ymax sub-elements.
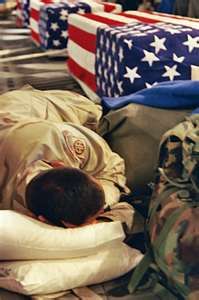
<box><xmin>128</xmin><ymin>114</ymin><xmax>199</xmax><ymax>298</ymax></box>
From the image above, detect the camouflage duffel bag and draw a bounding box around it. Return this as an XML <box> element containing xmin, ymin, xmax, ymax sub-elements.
<box><xmin>128</xmin><ymin>114</ymin><xmax>199</xmax><ymax>299</ymax></box>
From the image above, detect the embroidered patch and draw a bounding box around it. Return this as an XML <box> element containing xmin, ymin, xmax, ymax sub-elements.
<box><xmin>73</xmin><ymin>139</ymin><xmax>85</xmax><ymax>156</ymax></box>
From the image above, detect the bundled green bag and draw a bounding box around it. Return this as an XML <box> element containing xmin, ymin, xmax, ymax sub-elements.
<box><xmin>128</xmin><ymin>114</ymin><xmax>199</xmax><ymax>299</ymax></box>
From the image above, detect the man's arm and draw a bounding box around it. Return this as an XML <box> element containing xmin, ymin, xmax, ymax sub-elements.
<box><xmin>0</xmin><ymin>87</ymin><xmax>102</xmax><ymax>131</ymax></box>
<box><xmin>76</xmin><ymin>124</ymin><xmax>130</xmax><ymax>206</ymax></box>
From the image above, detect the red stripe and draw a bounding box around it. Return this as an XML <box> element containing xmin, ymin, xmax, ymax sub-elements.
<box><xmin>67</xmin><ymin>58</ymin><xmax>96</xmax><ymax>92</ymax></box>
<box><xmin>68</xmin><ymin>25</ymin><xmax>96</xmax><ymax>53</ymax></box>
<box><xmin>103</xmin><ymin>3</ymin><xmax>117</xmax><ymax>13</ymax></box>
<box><xmin>80</xmin><ymin>13</ymin><xmax>126</xmax><ymax>26</ymax></box>
<box><xmin>41</xmin><ymin>0</ymin><xmax>54</xmax><ymax>3</ymax></box>
<box><xmin>31</xmin><ymin>8</ymin><xmax>39</xmax><ymax>21</ymax></box>
<box><xmin>16</xmin><ymin>18</ymin><xmax>23</xmax><ymax>27</ymax></box>
<box><xmin>119</xmin><ymin>12</ymin><xmax>160</xmax><ymax>24</ymax></box>
<box><xmin>31</xmin><ymin>30</ymin><xmax>40</xmax><ymax>44</ymax></box>
<box><xmin>30</xmin><ymin>1</ymin><xmax>54</xmax><ymax>21</ymax></box>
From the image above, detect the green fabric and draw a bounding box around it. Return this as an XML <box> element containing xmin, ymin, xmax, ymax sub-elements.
<box><xmin>128</xmin><ymin>252</ymin><xmax>152</xmax><ymax>294</ymax></box>
<box><xmin>148</xmin><ymin>186</ymin><xmax>178</xmax><ymax>222</ymax></box>
<box><xmin>128</xmin><ymin>205</ymin><xmax>188</xmax><ymax>296</ymax></box>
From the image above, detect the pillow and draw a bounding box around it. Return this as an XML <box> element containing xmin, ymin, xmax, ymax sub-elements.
<box><xmin>0</xmin><ymin>210</ymin><xmax>124</xmax><ymax>260</ymax></box>
<box><xmin>0</xmin><ymin>244</ymin><xmax>143</xmax><ymax>295</ymax></box>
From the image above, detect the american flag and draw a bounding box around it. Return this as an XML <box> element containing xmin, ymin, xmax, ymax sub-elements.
<box><xmin>30</xmin><ymin>0</ymin><xmax>61</xmax><ymax>45</ymax></box>
<box><xmin>96</xmin><ymin>21</ymin><xmax>199</xmax><ymax>97</ymax></box>
<box><xmin>16</xmin><ymin>0</ymin><xmax>22</xmax><ymax>26</ymax></box>
<box><xmin>30</xmin><ymin>0</ymin><xmax>121</xmax><ymax>48</ymax></box>
<box><xmin>39</xmin><ymin>2</ymin><xmax>91</xmax><ymax>50</ymax></box>
<box><xmin>16</xmin><ymin>0</ymin><xmax>30</xmax><ymax>27</ymax></box>
<box><xmin>67</xmin><ymin>10</ymin><xmax>199</xmax><ymax>100</ymax></box>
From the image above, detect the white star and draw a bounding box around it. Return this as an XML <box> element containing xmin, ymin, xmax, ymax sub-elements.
<box><xmin>98</xmin><ymin>64</ymin><xmax>102</xmax><ymax>74</ymax></box>
<box><xmin>96</xmin><ymin>49</ymin><xmax>100</xmax><ymax>59</ymax></box>
<box><xmin>118</xmin><ymin>47</ymin><xmax>123</xmax><ymax>62</ymax></box>
<box><xmin>142</xmin><ymin>25</ymin><xmax>152</xmax><ymax>31</ymax></box>
<box><xmin>114</xmin><ymin>62</ymin><xmax>118</xmax><ymax>74</ymax></box>
<box><xmin>109</xmin><ymin>29</ymin><xmax>117</xmax><ymax>35</ymax></box>
<box><xmin>117</xmin><ymin>81</ymin><xmax>123</xmax><ymax>94</ymax></box>
<box><xmin>147</xmin><ymin>29</ymin><xmax>159</xmax><ymax>34</ymax></box>
<box><xmin>142</xmin><ymin>50</ymin><xmax>159</xmax><ymax>66</ymax></box>
<box><xmin>61</xmin><ymin>31</ymin><xmax>68</xmax><ymax>39</ymax></box>
<box><xmin>78</xmin><ymin>8</ymin><xmax>86</xmax><ymax>14</ymax></box>
<box><xmin>107</xmin><ymin>87</ymin><xmax>112</xmax><ymax>96</ymax></box>
<box><xmin>96</xmin><ymin>77</ymin><xmax>100</xmax><ymax>86</ymax></box>
<box><xmin>68</xmin><ymin>3</ymin><xmax>75</xmax><ymax>7</ymax></box>
<box><xmin>124</xmin><ymin>39</ymin><xmax>133</xmax><ymax>49</ymax></box>
<box><xmin>108</xmin><ymin>56</ymin><xmax>112</xmax><ymax>68</ymax></box>
<box><xmin>181</xmin><ymin>28</ymin><xmax>192</xmax><ymax>33</ymax></box>
<box><xmin>173</xmin><ymin>53</ymin><xmax>185</xmax><ymax>63</ymax></box>
<box><xmin>60</xmin><ymin>9</ymin><xmax>68</xmax><ymax>21</ymax></box>
<box><xmin>102</xmin><ymin>81</ymin><xmax>106</xmax><ymax>92</ymax></box>
<box><xmin>150</xmin><ymin>35</ymin><xmax>167</xmax><ymax>54</ymax></box>
<box><xmin>106</xmin><ymin>38</ymin><xmax>110</xmax><ymax>50</ymax></box>
<box><xmin>145</xmin><ymin>82</ymin><xmax>158</xmax><ymax>88</ymax></box>
<box><xmin>135</xmin><ymin>33</ymin><xmax>147</xmax><ymax>37</ymax></box>
<box><xmin>124</xmin><ymin>66</ymin><xmax>141</xmax><ymax>83</ymax></box>
<box><xmin>53</xmin><ymin>40</ymin><xmax>61</xmax><ymax>47</ymax></box>
<box><xmin>162</xmin><ymin>65</ymin><xmax>180</xmax><ymax>81</ymax></box>
<box><xmin>164</xmin><ymin>27</ymin><xmax>180</xmax><ymax>35</ymax></box>
<box><xmin>104</xmin><ymin>27</ymin><xmax>111</xmax><ymax>34</ymax></box>
<box><xmin>110</xmin><ymin>74</ymin><xmax>114</xmax><ymax>87</ymax></box>
<box><xmin>51</xmin><ymin>22</ymin><xmax>59</xmax><ymax>31</ymax></box>
<box><xmin>183</xmin><ymin>35</ymin><xmax>199</xmax><ymax>53</ymax></box>
<box><xmin>128</xmin><ymin>30</ymin><xmax>140</xmax><ymax>35</ymax></box>
<box><xmin>102</xmin><ymin>52</ymin><xmax>106</xmax><ymax>65</ymax></box>
<box><xmin>116</xmin><ymin>32</ymin><xmax>126</xmax><ymax>40</ymax></box>
<box><xmin>100</xmin><ymin>35</ymin><xmax>103</xmax><ymax>47</ymax></box>
<box><xmin>112</xmin><ymin>41</ymin><xmax>116</xmax><ymax>53</ymax></box>
<box><xmin>104</xmin><ymin>69</ymin><xmax>108</xmax><ymax>80</ymax></box>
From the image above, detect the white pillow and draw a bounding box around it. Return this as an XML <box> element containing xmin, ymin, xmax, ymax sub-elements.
<box><xmin>0</xmin><ymin>210</ymin><xmax>125</xmax><ymax>260</ymax></box>
<box><xmin>0</xmin><ymin>244</ymin><xmax>143</xmax><ymax>296</ymax></box>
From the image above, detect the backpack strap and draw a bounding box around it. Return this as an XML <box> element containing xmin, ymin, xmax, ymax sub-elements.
<box><xmin>182</xmin><ymin>118</ymin><xmax>199</xmax><ymax>194</ymax></box>
<box><xmin>128</xmin><ymin>251</ymin><xmax>152</xmax><ymax>294</ymax></box>
<box><xmin>128</xmin><ymin>204</ymin><xmax>189</xmax><ymax>297</ymax></box>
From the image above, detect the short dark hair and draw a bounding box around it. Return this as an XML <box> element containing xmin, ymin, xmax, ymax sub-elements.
<box><xmin>25</xmin><ymin>167</ymin><xmax>105</xmax><ymax>227</ymax></box>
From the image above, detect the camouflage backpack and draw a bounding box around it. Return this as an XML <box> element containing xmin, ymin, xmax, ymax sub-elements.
<box><xmin>128</xmin><ymin>114</ymin><xmax>199</xmax><ymax>299</ymax></box>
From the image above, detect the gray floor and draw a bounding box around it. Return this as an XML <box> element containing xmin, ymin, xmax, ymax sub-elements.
<box><xmin>0</xmin><ymin>16</ymin><xmax>85</xmax><ymax>94</ymax></box>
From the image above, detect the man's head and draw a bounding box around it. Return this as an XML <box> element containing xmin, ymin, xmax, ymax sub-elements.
<box><xmin>25</xmin><ymin>167</ymin><xmax>105</xmax><ymax>227</ymax></box>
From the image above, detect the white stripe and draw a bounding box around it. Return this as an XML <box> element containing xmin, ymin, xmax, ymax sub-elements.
<box><xmin>81</xmin><ymin>0</ymin><xmax>104</xmax><ymax>13</ymax></box>
<box><xmin>153</xmin><ymin>11</ymin><xmax>199</xmax><ymax>21</ymax></box>
<box><xmin>191</xmin><ymin>65</ymin><xmax>199</xmax><ymax>80</ymax></box>
<box><xmin>30</xmin><ymin>18</ymin><xmax>39</xmax><ymax>34</ymax></box>
<box><xmin>125</xmin><ymin>10</ymin><xmax>199</xmax><ymax>29</ymax></box>
<box><xmin>30</xmin><ymin>0</ymin><xmax>61</xmax><ymax>12</ymax></box>
<box><xmin>68</xmin><ymin>12</ymin><xmax>137</xmax><ymax>35</ymax></box>
<box><xmin>68</xmin><ymin>40</ymin><xmax>95</xmax><ymax>74</ymax></box>
<box><xmin>94</xmin><ymin>11</ymin><xmax>139</xmax><ymax>23</ymax></box>
<box><xmin>30</xmin><ymin>0</ymin><xmax>43</xmax><ymax>11</ymax></box>
<box><xmin>68</xmin><ymin>14</ymin><xmax>109</xmax><ymax>34</ymax></box>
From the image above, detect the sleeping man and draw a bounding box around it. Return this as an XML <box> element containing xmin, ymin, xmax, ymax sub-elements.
<box><xmin>0</xmin><ymin>86</ymin><xmax>134</xmax><ymax>230</ymax></box>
